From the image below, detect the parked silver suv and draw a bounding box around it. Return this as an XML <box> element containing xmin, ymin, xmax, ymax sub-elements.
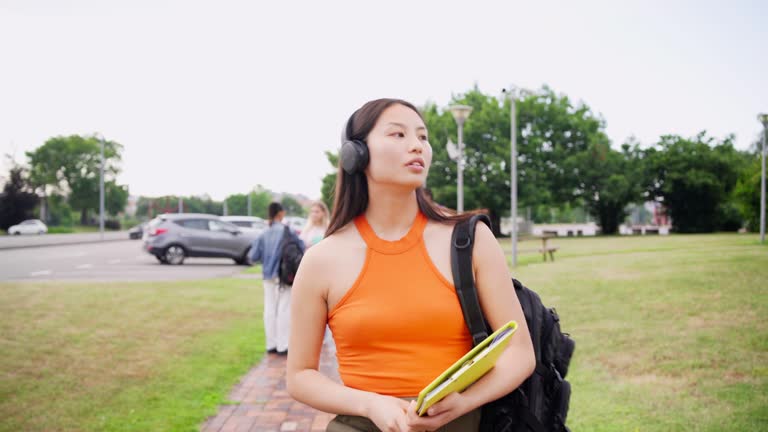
<box><xmin>143</xmin><ymin>213</ymin><xmax>258</xmax><ymax>265</ymax></box>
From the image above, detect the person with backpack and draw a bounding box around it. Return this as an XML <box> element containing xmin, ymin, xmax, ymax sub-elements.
<box><xmin>250</xmin><ymin>202</ymin><xmax>305</xmax><ymax>356</ymax></box>
<box><xmin>285</xmin><ymin>98</ymin><xmax>536</xmax><ymax>432</ymax></box>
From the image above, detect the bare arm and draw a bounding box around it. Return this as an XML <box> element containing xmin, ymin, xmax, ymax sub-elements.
<box><xmin>286</xmin><ymin>244</ymin><xmax>410</xmax><ymax>431</ymax></box>
<box><xmin>407</xmin><ymin>222</ymin><xmax>535</xmax><ymax>429</ymax></box>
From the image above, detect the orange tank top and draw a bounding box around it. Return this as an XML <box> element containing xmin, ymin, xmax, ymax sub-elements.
<box><xmin>328</xmin><ymin>212</ymin><xmax>473</xmax><ymax>397</ymax></box>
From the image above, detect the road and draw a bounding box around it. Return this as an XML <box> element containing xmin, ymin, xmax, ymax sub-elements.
<box><xmin>0</xmin><ymin>239</ymin><xmax>254</xmax><ymax>282</ymax></box>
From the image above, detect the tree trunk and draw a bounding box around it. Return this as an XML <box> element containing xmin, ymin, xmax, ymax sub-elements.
<box><xmin>599</xmin><ymin>205</ymin><xmax>620</xmax><ymax>234</ymax></box>
<box><xmin>80</xmin><ymin>208</ymin><xmax>88</xmax><ymax>225</ymax></box>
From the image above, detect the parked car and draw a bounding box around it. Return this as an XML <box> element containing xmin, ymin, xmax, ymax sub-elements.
<box><xmin>128</xmin><ymin>222</ymin><xmax>147</xmax><ymax>240</ymax></box>
<box><xmin>283</xmin><ymin>216</ymin><xmax>306</xmax><ymax>235</ymax></box>
<box><xmin>219</xmin><ymin>216</ymin><xmax>267</xmax><ymax>236</ymax></box>
<box><xmin>142</xmin><ymin>213</ymin><xmax>260</xmax><ymax>265</ymax></box>
<box><xmin>7</xmin><ymin>219</ymin><xmax>48</xmax><ymax>235</ymax></box>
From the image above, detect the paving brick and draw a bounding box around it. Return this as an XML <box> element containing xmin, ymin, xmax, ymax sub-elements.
<box><xmin>202</xmin><ymin>343</ymin><xmax>339</xmax><ymax>432</ymax></box>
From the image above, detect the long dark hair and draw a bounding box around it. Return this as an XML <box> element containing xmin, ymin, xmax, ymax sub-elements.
<box><xmin>326</xmin><ymin>98</ymin><xmax>478</xmax><ymax>237</ymax></box>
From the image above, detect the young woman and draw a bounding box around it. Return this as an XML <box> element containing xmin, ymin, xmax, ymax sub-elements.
<box><xmin>287</xmin><ymin>99</ymin><xmax>535</xmax><ymax>432</ymax></box>
<box><xmin>300</xmin><ymin>201</ymin><xmax>330</xmax><ymax>249</ymax></box>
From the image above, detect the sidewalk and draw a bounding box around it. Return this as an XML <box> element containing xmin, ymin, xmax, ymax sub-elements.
<box><xmin>200</xmin><ymin>342</ymin><xmax>340</xmax><ymax>432</ymax></box>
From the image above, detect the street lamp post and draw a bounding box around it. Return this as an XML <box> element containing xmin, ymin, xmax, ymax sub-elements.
<box><xmin>99</xmin><ymin>135</ymin><xmax>105</xmax><ymax>241</ymax></box>
<box><xmin>759</xmin><ymin>113</ymin><xmax>768</xmax><ymax>244</ymax></box>
<box><xmin>503</xmin><ymin>87</ymin><xmax>518</xmax><ymax>266</ymax></box>
<box><xmin>449</xmin><ymin>105</ymin><xmax>473</xmax><ymax>213</ymax></box>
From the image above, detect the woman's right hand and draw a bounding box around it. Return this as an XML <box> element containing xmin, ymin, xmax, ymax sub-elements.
<box><xmin>364</xmin><ymin>394</ymin><xmax>410</xmax><ymax>432</ymax></box>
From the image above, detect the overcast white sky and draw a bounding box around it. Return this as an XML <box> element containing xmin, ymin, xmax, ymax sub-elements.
<box><xmin>1</xmin><ymin>0</ymin><xmax>766</xmax><ymax>200</ymax></box>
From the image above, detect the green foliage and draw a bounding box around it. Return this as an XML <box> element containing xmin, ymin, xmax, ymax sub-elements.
<box><xmin>424</xmin><ymin>86</ymin><xmax>613</xmax><ymax>234</ymax></box>
<box><xmin>136</xmin><ymin>195</ymin><xmax>222</xmax><ymax>218</ymax></box>
<box><xmin>281</xmin><ymin>195</ymin><xmax>305</xmax><ymax>217</ymax></box>
<box><xmin>733</xmin><ymin>149</ymin><xmax>763</xmax><ymax>231</ymax></box>
<box><xmin>321</xmin><ymin>151</ymin><xmax>339</xmax><ymax>211</ymax></box>
<box><xmin>136</xmin><ymin>188</ymin><xmax>274</xmax><ymax>220</ymax></box>
<box><xmin>46</xmin><ymin>193</ymin><xmax>75</xmax><ymax>226</ymax></box>
<box><xmin>224</xmin><ymin>188</ymin><xmax>273</xmax><ymax>218</ymax></box>
<box><xmin>249</xmin><ymin>189</ymin><xmax>272</xmax><ymax>219</ymax></box>
<box><xmin>567</xmin><ymin>140</ymin><xmax>643</xmax><ymax>233</ymax></box>
<box><xmin>0</xmin><ymin>163</ymin><xmax>39</xmax><ymax>230</ymax></box>
<box><xmin>225</xmin><ymin>193</ymin><xmax>248</xmax><ymax>216</ymax></box>
<box><xmin>643</xmin><ymin>133</ymin><xmax>746</xmax><ymax>232</ymax></box>
<box><xmin>105</xmin><ymin>182</ymin><xmax>129</xmax><ymax>217</ymax></box>
<box><xmin>26</xmin><ymin>134</ymin><xmax>128</xmax><ymax>224</ymax></box>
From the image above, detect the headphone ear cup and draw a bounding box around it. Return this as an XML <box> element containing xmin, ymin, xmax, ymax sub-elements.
<box><xmin>341</xmin><ymin>140</ymin><xmax>369</xmax><ymax>174</ymax></box>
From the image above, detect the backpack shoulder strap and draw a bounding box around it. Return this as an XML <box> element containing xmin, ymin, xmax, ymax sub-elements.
<box><xmin>451</xmin><ymin>214</ymin><xmax>492</xmax><ymax>346</ymax></box>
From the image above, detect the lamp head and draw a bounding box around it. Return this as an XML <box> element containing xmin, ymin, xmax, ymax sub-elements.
<box><xmin>449</xmin><ymin>104</ymin><xmax>473</xmax><ymax>126</ymax></box>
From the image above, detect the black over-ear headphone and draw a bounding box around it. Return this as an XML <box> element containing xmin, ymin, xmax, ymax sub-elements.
<box><xmin>340</xmin><ymin>111</ymin><xmax>369</xmax><ymax>175</ymax></box>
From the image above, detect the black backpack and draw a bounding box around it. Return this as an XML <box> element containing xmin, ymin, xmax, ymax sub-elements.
<box><xmin>451</xmin><ymin>214</ymin><xmax>575</xmax><ymax>432</ymax></box>
<box><xmin>278</xmin><ymin>225</ymin><xmax>304</xmax><ymax>286</ymax></box>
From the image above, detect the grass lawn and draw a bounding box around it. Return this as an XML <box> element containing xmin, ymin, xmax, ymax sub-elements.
<box><xmin>242</xmin><ymin>263</ymin><xmax>263</xmax><ymax>275</ymax></box>
<box><xmin>0</xmin><ymin>233</ymin><xmax>765</xmax><ymax>431</ymax></box>
<box><xmin>504</xmin><ymin>233</ymin><xmax>768</xmax><ymax>431</ymax></box>
<box><xmin>0</xmin><ymin>279</ymin><xmax>264</xmax><ymax>432</ymax></box>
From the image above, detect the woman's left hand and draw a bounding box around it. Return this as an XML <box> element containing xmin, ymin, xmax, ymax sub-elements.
<box><xmin>404</xmin><ymin>392</ymin><xmax>469</xmax><ymax>432</ymax></box>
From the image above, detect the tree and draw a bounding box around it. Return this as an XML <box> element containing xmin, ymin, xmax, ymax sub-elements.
<box><xmin>249</xmin><ymin>188</ymin><xmax>273</xmax><ymax>219</ymax></box>
<box><xmin>26</xmin><ymin>135</ymin><xmax>127</xmax><ymax>224</ymax></box>
<box><xmin>225</xmin><ymin>194</ymin><xmax>249</xmax><ymax>216</ymax></box>
<box><xmin>136</xmin><ymin>195</ymin><xmax>225</xmax><ymax>219</ymax></box>
<box><xmin>643</xmin><ymin>132</ymin><xmax>744</xmax><ymax>233</ymax></box>
<box><xmin>732</xmin><ymin>133</ymin><xmax>767</xmax><ymax>232</ymax></box>
<box><xmin>281</xmin><ymin>195</ymin><xmax>305</xmax><ymax>216</ymax></box>
<box><xmin>105</xmin><ymin>182</ymin><xmax>129</xmax><ymax>216</ymax></box>
<box><xmin>0</xmin><ymin>163</ymin><xmax>39</xmax><ymax>230</ymax></box>
<box><xmin>423</xmin><ymin>86</ymin><xmax>608</xmax><ymax>235</ymax></box>
<box><xmin>320</xmin><ymin>151</ymin><xmax>339</xmax><ymax>211</ymax></box>
<box><xmin>567</xmin><ymin>139</ymin><xmax>643</xmax><ymax>234</ymax></box>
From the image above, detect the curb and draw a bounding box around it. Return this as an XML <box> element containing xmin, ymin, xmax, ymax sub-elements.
<box><xmin>0</xmin><ymin>235</ymin><xmax>132</xmax><ymax>251</ymax></box>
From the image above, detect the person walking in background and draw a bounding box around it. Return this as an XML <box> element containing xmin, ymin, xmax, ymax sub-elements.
<box><xmin>250</xmin><ymin>202</ymin><xmax>305</xmax><ymax>355</ymax></box>
<box><xmin>300</xmin><ymin>201</ymin><xmax>330</xmax><ymax>249</ymax></box>
<box><xmin>286</xmin><ymin>99</ymin><xmax>534</xmax><ymax>431</ymax></box>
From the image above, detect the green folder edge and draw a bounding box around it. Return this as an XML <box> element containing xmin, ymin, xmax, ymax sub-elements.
<box><xmin>415</xmin><ymin>320</ymin><xmax>518</xmax><ymax>416</ymax></box>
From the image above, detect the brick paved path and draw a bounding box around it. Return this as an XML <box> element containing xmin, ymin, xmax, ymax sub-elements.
<box><xmin>200</xmin><ymin>342</ymin><xmax>340</xmax><ymax>432</ymax></box>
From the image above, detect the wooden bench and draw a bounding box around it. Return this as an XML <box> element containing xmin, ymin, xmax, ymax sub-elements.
<box><xmin>511</xmin><ymin>235</ymin><xmax>559</xmax><ymax>262</ymax></box>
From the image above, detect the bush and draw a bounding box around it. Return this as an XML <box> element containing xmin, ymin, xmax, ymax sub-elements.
<box><xmin>717</xmin><ymin>202</ymin><xmax>743</xmax><ymax>232</ymax></box>
<box><xmin>48</xmin><ymin>226</ymin><xmax>75</xmax><ymax>234</ymax></box>
<box><xmin>105</xmin><ymin>219</ymin><xmax>121</xmax><ymax>230</ymax></box>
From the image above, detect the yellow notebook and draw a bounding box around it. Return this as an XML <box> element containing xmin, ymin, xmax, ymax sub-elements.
<box><xmin>415</xmin><ymin>320</ymin><xmax>518</xmax><ymax>416</ymax></box>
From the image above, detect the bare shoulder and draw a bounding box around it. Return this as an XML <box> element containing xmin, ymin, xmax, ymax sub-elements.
<box><xmin>298</xmin><ymin>222</ymin><xmax>365</xmax><ymax>278</ymax></box>
<box><xmin>423</xmin><ymin>218</ymin><xmax>456</xmax><ymax>242</ymax></box>
<box><xmin>473</xmin><ymin>220</ymin><xmax>499</xmax><ymax>250</ymax></box>
<box><xmin>308</xmin><ymin>223</ymin><xmax>365</xmax><ymax>260</ymax></box>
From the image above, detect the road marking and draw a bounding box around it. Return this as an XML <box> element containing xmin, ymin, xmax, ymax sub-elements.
<box><xmin>76</xmin><ymin>264</ymin><xmax>93</xmax><ymax>269</ymax></box>
<box><xmin>53</xmin><ymin>251</ymin><xmax>87</xmax><ymax>259</ymax></box>
<box><xmin>108</xmin><ymin>259</ymin><xmax>122</xmax><ymax>264</ymax></box>
<box><xmin>30</xmin><ymin>270</ymin><xmax>52</xmax><ymax>277</ymax></box>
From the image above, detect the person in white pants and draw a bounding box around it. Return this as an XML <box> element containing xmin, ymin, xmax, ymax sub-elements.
<box><xmin>249</xmin><ymin>202</ymin><xmax>305</xmax><ymax>355</ymax></box>
<box><xmin>262</xmin><ymin>276</ymin><xmax>292</xmax><ymax>353</ymax></box>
